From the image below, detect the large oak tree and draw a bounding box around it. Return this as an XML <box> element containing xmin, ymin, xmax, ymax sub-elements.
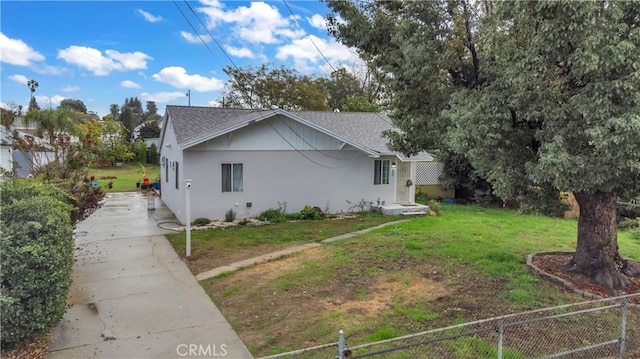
<box><xmin>328</xmin><ymin>0</ymin><xmax>640</xmax><ymax>290</ymax></box>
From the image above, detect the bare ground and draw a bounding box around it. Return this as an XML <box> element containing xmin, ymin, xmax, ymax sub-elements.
<box><xmin>532</xmin><ymin>253</ymin><xmax>640</xmax><ymax>303</ymax></box>
<box><xmin>202</xmin><ymin>246</ymin><xmax>585</xmax><ymax>357</ymax></box>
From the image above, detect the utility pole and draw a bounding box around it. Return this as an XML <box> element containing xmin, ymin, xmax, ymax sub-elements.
<box><xmin>186</xmin><ymin>89</ymin><xmax>191</xmax><ymax>106</ymax></box>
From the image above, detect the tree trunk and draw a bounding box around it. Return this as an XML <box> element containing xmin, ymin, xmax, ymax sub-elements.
<box><xmin>572</xmin><ymin>191</ymin><xmax>640</xmax><ymax>292</ymax></box>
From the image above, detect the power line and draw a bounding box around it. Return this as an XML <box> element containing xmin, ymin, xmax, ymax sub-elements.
<box><xmin>171</xmin><ymin>1</ymin><xmax>348</xmax><ymax>168</ymax></box>
<box><xmin>282</xmin><ymin>0</ymin><xmax>337</xmax><ymax>73</ymax></box>
<box><xmin>264</xmin><ymin>117</ymin><xmax>341</xmax><ymax>169</ymax></box>
<box><xmin>182</xmin><ymin>0</ymin><xmax>239</xmax><ymax>69</ymax></box>
<box><xmin>172</xmin><ymin>1</ymin><xmax>219</xmax><ymax>61</ymax></box>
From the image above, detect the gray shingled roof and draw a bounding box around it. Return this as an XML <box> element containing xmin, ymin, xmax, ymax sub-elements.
<box><xmin>163</xmin><ymin>105</ymin><xmax>433</xmax><ymax>160</ymax></box>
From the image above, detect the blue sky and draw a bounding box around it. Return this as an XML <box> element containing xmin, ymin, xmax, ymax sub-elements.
<box><xmin>0</xmin><ymin>1</ymin><xmax>362</xmax><ymax>118</ymax></box>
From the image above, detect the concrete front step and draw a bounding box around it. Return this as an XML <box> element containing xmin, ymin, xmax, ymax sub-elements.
<box><xmin>379</xmin><ymin>204</ymin><xmax>430</xmax><ymax>216</ymax></box>
<box><xmin>401</xmin><ymin>211</ymin><xmax>428</xmax><ymax>217</ymax></box>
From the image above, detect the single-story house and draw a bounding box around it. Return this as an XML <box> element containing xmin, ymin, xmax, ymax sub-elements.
<box><xmin>159</xmin><ymin>106</ymin><xmax>433</xmax><ymax>224</ymax></box>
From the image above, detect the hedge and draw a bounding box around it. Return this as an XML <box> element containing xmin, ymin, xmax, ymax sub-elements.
<box><xmin>0</xmin><ymin>179</ymin><xmax>75</xmax><ymax>350</ymax></box>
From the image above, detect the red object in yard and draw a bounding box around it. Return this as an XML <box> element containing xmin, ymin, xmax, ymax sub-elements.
<box><xmin>143</xmin><ymin>177</ymin><xmax>150</xmax><ymax>185</ymax></box>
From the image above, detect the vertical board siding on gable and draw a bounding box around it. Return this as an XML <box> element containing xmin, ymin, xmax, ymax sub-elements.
<box><xmin>191</xmin><ymin>116</ymin><xmax>345</xmax><ymax>152</ymax></box>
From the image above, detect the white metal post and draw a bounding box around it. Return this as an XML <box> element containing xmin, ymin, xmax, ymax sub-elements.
<box><xmin>338</xmin><ymin>329</ymin><xmax>345</xmax><ymax>359</ymax></box>
<box><xmin>185</xmin><ymin>179</ymin><xmax>192</xmax><ymax>257</ymax></box>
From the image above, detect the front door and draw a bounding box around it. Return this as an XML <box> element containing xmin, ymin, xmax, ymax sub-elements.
<box><xmin>396</xmin><ymin>161</ymin><xmax>411</xmax><ymax>204</ymax></box>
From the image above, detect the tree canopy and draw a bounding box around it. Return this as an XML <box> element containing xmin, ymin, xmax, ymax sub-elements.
<box><xmin>328</xmin><ymin>0</ymin><xmax>640</xmax><ymax>289</ymax></box>
<box><xmin>60</xmin><ymin>98</ymin><xmax>87</xmax><ymax>114</ymax></box>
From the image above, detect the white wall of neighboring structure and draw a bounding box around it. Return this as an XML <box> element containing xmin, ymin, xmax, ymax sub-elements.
<box><xmin>1</xmin><ymin>146</ymin><xmax>12</xmax><ymax>173</ymax></box>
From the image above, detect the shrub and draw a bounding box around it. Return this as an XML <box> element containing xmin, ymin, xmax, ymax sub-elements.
<box><xmin>225</xmin><ymin>208</ymin><xmax>236</xmax><ymax>222</ymax></box>
<box><xmin>258</xmin><ymin>208</ymin><xmax>287</xmax><ymax>223</ymax></box>
<box><xmin>148</xmin><ymin>143</ymin><xmax>159</xmax><ymax>165</ymax></box>
<box><xmin>428</xmin><ymin>199</ymin><xmax>441</xmax><ymax>214</ymax></box>
<box><xmin>299</xmin><ymin>205</ymin><xmax>322</xmax><ymax>220</ymax></box>
<box><xmin>618</xmin><ymin>200</ymin><xmax>640</xmax><ymax>220</ymax></box>
<box><xmin>618</xmin><ymin>218</ymin><xmax>640</xmax><ymax>231</ymax></box>
<box><xmin>72</xmin><ymin>180</ymin><xmax>105</xmax><ymax>222</ymax></box>
<box><xmin>1</xmin><ymin>179</ymin><xmax>74</xmax><ymax>350</ymax></box>
<box><xmin>192</xmin><ymin>217</ymin><xmax>211</xmax><ymax>226</ymax></box>
<box><xmin>285</xmin><ymin>212</ymin><xmax>303</xmax><ymax>221</ymax></box>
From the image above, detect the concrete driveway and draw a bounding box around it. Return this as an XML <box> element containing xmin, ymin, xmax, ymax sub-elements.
<box><xmin>47</xmin><ymin>192</ymin><xmax>253</xmax><ymax>359</ymax></box>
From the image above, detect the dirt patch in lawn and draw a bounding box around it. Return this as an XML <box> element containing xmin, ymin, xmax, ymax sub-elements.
<box><xmin>203</xmin><ymin>246</ymin><xmax>536</xmax><ymax>356</ymax></box>
<box><xmin>325</xmin><ymin>275</ymin><xmax>449</xmax><ymax>316</ymax></box>
<box><xmin>531</xmin><ymin>253</ymin><xmax>640</xmax><ymax>303</ymax></box>
<box><xmin>187</xmin><ymin>243</ymin><xmax>297</xmax><ymax>274</ymax></box>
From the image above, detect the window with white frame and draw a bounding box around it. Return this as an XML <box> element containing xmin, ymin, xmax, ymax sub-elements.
<box><xmin>222</xmin><ymin>163</ymin><xmax>243</xmax><ymax>192</ymax></box>
<box><xmin>374</xmin><ymin>159</ymin><xmax>390</xmax><ymax>185</ymax></box>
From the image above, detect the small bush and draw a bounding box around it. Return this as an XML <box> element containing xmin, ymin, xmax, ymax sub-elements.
<box><xmin>285</xmin><ymin>212</ymin><xmax>303</xmax><ymax>221</ymax></box>
<box><xmin>259</xmin><ymin>208</ymin><xmax>287</xmax><ymax>223</ymax></box>
<box><xmin>1</xmin><ymin>179</ymin><xmax>74</xmax><ymax>350</ymax></box>
<box><xmin>415</xmin><ymin>191</ymin><xmax>429</xmax><ymax>205</ymax></box>
<box><xmin>225</xmin><ymin>208</ymin><xmax>236</xmax><ymax>222</ymax></box>
<box><xmin>618</xmin><ymin>200</ymin><xmax>640</xmax><ymax>219</ymax></box>
<box><xmin>192</xmin><ymin>217</ymin><xmax>211</xmax><ymax>226</ymax></box>
<box><xmin>299</xmin><ymin>205</ymin><xmax>322</xmax><ymax>220</ymax></box>
<box><xmin>428</xmin><ymin>199</ymin><xmax>441</xmax><ymax>214</ymax></box>
<box><xmin>619</xmin><ymin>218</ymin><xmax>640</xmax><ymax>231</ymax></box>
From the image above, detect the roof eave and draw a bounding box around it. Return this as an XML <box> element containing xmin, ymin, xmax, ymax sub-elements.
<box><xmin>180</xmin><ymin>108</ymin><xmax>380</xmax><ymax>157</ymax></box>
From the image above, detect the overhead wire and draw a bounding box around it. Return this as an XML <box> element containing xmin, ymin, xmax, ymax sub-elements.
<box><xmin>172</xmin><ymin>1</ymin><xmax>219</xmax><ymax>61</ymax></box>
<box><xmin>171</xmin><ymin>0</ymin><xmax>356</xmax><ymax>168</ymax></box>
<box><xmin>282</xmin><ymin>0</ymin><xmax>337</xmax><ymax>73</ymax></box>
<box><xmin>181</xmin><ymin>0</ymin><xmax>239</xmax><ymax>69</ymax></box>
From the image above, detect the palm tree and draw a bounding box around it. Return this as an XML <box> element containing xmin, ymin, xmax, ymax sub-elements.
<box><xmin>27</xmin><ymin>79</ymin><xmax>39</xmax><ymax>98</ymax></box>
<box><xmin>27</xmin><ymin>79</ymin><xmax>40</xmax><ymax>111</ymax></box>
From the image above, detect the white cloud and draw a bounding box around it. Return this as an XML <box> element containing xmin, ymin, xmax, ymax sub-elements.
<box><xmin>152</xmin><ymin>66</ymin><xmax>224</xmax><ymax>92</ymax></box>
<box><xmin>207</xmin><ymin>100</ymin><xmax>222</xmax><ymax>107</ymax></box>
<box><xmin>35</xmin><ymin>95</ymin><xmax>65</xmax><ymax>108</ymax></box>
<box><xmin>276</xmin><ymin>35</ymin><xmax>364</xmax><ymax>72</ymax></box>
<box><xmin>33</xmin><ymin>64</ymin><xmax>67</xmax><ymax>75</ymax></box>
<box><xmin>180</xmin><ymin>31</ymin><xmax>212</xmax><ymax>44</ymax></box>
<box><xmin>57</xmin><ymin>46</ymin><xmax>152</xmax><ymax>76</ymax></box>
<box><xmin>138</xmin><ymin>9</ymin><xmax>162</xmax><ymax>23</ymax></box>
<box><xmin>0</xmin><ymin>33</ymin><xmax>45</xmax><ymax>66</ymax></box>
<box><xmin>120</xmin><ymin>80</ymin><xmax>141</xmax><ymax>89</ymax></box>
<box><xmin>141</xmin><ymin>91</ymin><xmax>187</xmax><ymax>103</ymax></box>
<box><xmin>307</xmin><ymin>14</ymin><xmax>327</xmax><ymax>30</ymax></box>
<box><xmin>224</xmin><ymin>46</ymin><xmax>255</xmax><ymax>59</ymax></box>
<box><xmin>198</xmin><ymin>1</ymin><xmax>299</xmax><ymax>44</ymax></box>
<box><xmin>62</xmin><ymin>85</ymin><xmax>79</xmax><ymax>92</ymax></box>
<box><xmin>9</xmin><ymin>74</ymin><xmax>29</xmax><ymax>85</ymax></box>
<box><xmin>0</xmin><ymin>102</ymin><xmax>9</xmax><ymax>110</ymax></box>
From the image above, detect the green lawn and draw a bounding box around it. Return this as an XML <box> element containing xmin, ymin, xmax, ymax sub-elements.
<box><xmin>88</xmin><ymin>163</ymin><xmax>160</xmax><ymax>192</ymax></box>
<box><xmin>166</xmin><ymin>214</ymin><xmax>404</xmax><ymax>274</ymax></box>
<box><xmin>197</xmin><ymin>204</ymin><xmax>640</xmax><ymax>357</ymax></box>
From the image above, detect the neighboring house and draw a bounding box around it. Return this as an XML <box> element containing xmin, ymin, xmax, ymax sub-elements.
<box><xmin>2</xmin><ymin>120</ymin><xmax>56</xmax><ymax>177</ymax></box>
<box><xmin>159</xmin><ymin>106</ymin><xmax>433</xmax><ymax>224</ymax></box>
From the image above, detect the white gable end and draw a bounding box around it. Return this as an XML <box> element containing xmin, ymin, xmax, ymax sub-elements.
<box><xmin>191</xmin><ymin>115</ymin><xmax>348</xmax><ymax>152</ymax></box>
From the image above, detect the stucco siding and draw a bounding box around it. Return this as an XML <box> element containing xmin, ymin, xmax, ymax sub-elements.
<box><xmin>180</xmin><ymin>150</ymin><xmax>396</xmax><ymax>223</ymax></box>
<box><xmin>159</xmin><ymin>119</ymin><xmax>185</xmax><ymax>220</ymax></box>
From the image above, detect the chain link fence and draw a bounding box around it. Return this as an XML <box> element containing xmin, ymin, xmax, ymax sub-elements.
<box><xmin>258</xmin><ymin>293</ymin><xmax>640</xmax><ymax>359</ymax></box>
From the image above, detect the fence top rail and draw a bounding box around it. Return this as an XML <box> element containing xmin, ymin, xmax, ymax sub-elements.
<box><xmin>257</xmin><ymin>341</ymin><xmax>338</xmax><ymax>359</ymax></box>
<box><xmin>343</xmin><ymin>293</ymin><xmax>636</xmax><ymax>351</ymax></box>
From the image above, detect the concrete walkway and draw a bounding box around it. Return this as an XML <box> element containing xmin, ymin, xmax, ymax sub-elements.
<box><xmin>47</xmin><ymin>192</ymin><xmax>253</xmax><ymax>359</ymax></box>
<box><xmin>196</xmin><ymin>219</ymin><xmax>409</xmax><ymax>281</ymax></box>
